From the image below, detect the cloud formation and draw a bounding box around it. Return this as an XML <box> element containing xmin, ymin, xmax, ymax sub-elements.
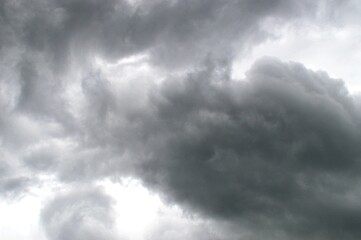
<box><xmin>1</xmin><ymin>0</ymin><xmax>361</xmax><ymax>240</ymax></box>
<box><xmin>0</xmin><ymin>0</ymin><xmax>343</xmax><ymax>71</ymax></box>
<box><xmin>41</xmin><ymin>56</ymin><xmax>360</xmax><ymax>239</ymax></box>
<box><xmin>41</xmin><ymin>187</ymin><xmax>118</xmax><ymax>240</ymax></box>
<box><xmin>125</xmin><ymin>58</ymin><xmax>361</xmax><ymax>239</ymax></box>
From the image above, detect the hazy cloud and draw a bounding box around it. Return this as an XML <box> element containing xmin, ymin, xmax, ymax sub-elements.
<box><xmin>41</xmin><ymin>187</ymin><xmax>118</xmax><ymax>240</ymax></box>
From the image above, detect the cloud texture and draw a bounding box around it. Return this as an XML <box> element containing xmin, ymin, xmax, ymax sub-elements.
<box><xmin>41</xmin><ymin>187</ymin><xmax>118</xmax><ymax>240</ymax></box>
<box><xmin>132</xmin><ymin>58</ymin><xmax>361</xmax><ymax>239</ymax></box>
<box><xmin>1</xmin><ymin>0</ymin><xmax>361</xmax><ymax>239</ymax></box>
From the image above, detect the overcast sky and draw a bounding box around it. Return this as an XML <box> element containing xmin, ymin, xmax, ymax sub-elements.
<box><xmin>1</xmin><ymin>0</ymin><xmax>361</xmax><ymax>239</ymax></box>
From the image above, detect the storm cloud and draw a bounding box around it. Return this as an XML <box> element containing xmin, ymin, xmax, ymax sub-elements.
<box><xmin>0</xmin><ymin>0</ymin><xmax>343</xmax><ymax>71</ymax></box>
<box><xmin>1</xmin><ymin>0</ymin><xmax>361</xmax><ymax>240</ymax></box>
<box><xmin>46</xmin><ymin>56</ymin><xmax>361</xmax><ymax>239</ymax></box>
<box><xmin>122</xmin><ymin>58</ymin><xmax>361</xmax><ymax>239</ymax></box>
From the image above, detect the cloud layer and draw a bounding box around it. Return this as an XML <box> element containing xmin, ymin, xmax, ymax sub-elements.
<box><xmin>1</xmin><ymin>0</ymin><xmax>361</xmax><ymax>240</ymax></box>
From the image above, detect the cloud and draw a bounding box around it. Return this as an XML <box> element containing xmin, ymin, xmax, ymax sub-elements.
<box><xmin>0</xmin><ymin>0</ymin><xmax>344</xmax><ymax>72</ymax></box>
<box><xmin>121</xmin><ymin>57</ymin><xmax>361</xmax><ymax>239</ymax></box>
<box><xmin>1</xmin><ymin>0</ymin><xmax>361</xmax><ymax>239</ymax></box>
<box><xmin>31</xmin><ymin>55</ymin><xmax>360</xmax><ymax>239</ymax></box>
<box><xmin>0</xmin><ymin>176</ymin><xmax>32</xmax><ymax>199</ymax></box>
<box><xmin>41</xmin><ymin>187</ymin><xmax>119</xmax><ymax>240</ymax></box>
<box><xmin>14</xmin><ymin>55</ymin><xmax>359</xmax><ymax>239</ymax></box>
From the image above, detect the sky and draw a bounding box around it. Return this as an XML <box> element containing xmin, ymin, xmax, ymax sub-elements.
<box><xmin>1</xmin><ymin>0</ymin><xmax>361</xmax><ymax>239</ymax></box>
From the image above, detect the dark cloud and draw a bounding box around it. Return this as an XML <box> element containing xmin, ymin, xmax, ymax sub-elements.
<box><xmin>119</xmin><ymin>58</ymin><xmax>361</xmax><ymax>239</ymax></box>
<box><xmin>1</xmin><ymin>0</ymin><xmax>361</xmax><ymax>239</ymax></box>
<box><xmin>0</xmin><ymin>0</ymin><xmax>344</xmax><ymax>71</ymax></box>
<box><xmin>0</xmin><ymin>0</ymin><xmax>350</xmax><ymax>151</ymax></box>
<box><xmin>41</xmin><ymin>187</ymin><xmax>119</xmax><ymax>240</ymax></box>
<box><xmin>38</xmin><ymin>56</ymin><xmax>361</xmax><ymax>239</ymax></box>
<box><xmin>25</xmin><ymin>55</ymin><xmax>360</xmax><ymax>239</ymax></box>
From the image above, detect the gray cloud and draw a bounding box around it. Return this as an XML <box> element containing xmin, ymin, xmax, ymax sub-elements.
<box><xmin>46</xmin><ymin>56</ymin><xmax>361</xmax><ymax>239</ymax></box>
<box><xmin>0</xmin><ymin>176</ymin><xmax>32</xmax><ymax>199</ymax></box>
<box><xmin>25</xmin><ymin>56</ymin><xmax>359</xmax><ymax>239</ymax></box>
<box><xmin>0</xmin><ymin>0</ymin><xmax>350</xmax><ymax>151</ymax></box>
<box><xmin>41</xmin><ymin>187</ymin><xmax>119</xmax><ymax>240</ymax></box>
<box><xmin>119</xmin><ymin>58</ymin><xmax>361</xmax><ymax>239</ymax></box>
<box><xmin>0</xmin><ymin>0</ymin><xmax>344</xmax><ymax>72</ymax></box>
<box><xmin>1</xmin><ymin>0</ymin><xmax>361</xmax><ymax>239</ymax></box>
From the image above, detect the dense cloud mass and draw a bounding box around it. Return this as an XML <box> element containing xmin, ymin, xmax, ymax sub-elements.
<box><xmin>1</xmin><ymin>0</ymin><xmax>361</xmax><ymax>240</ymax></box>
<box><xmin>132</xmin><ymin>58</ymin><xmax>361</xmax><ymax>239</ymax></box>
